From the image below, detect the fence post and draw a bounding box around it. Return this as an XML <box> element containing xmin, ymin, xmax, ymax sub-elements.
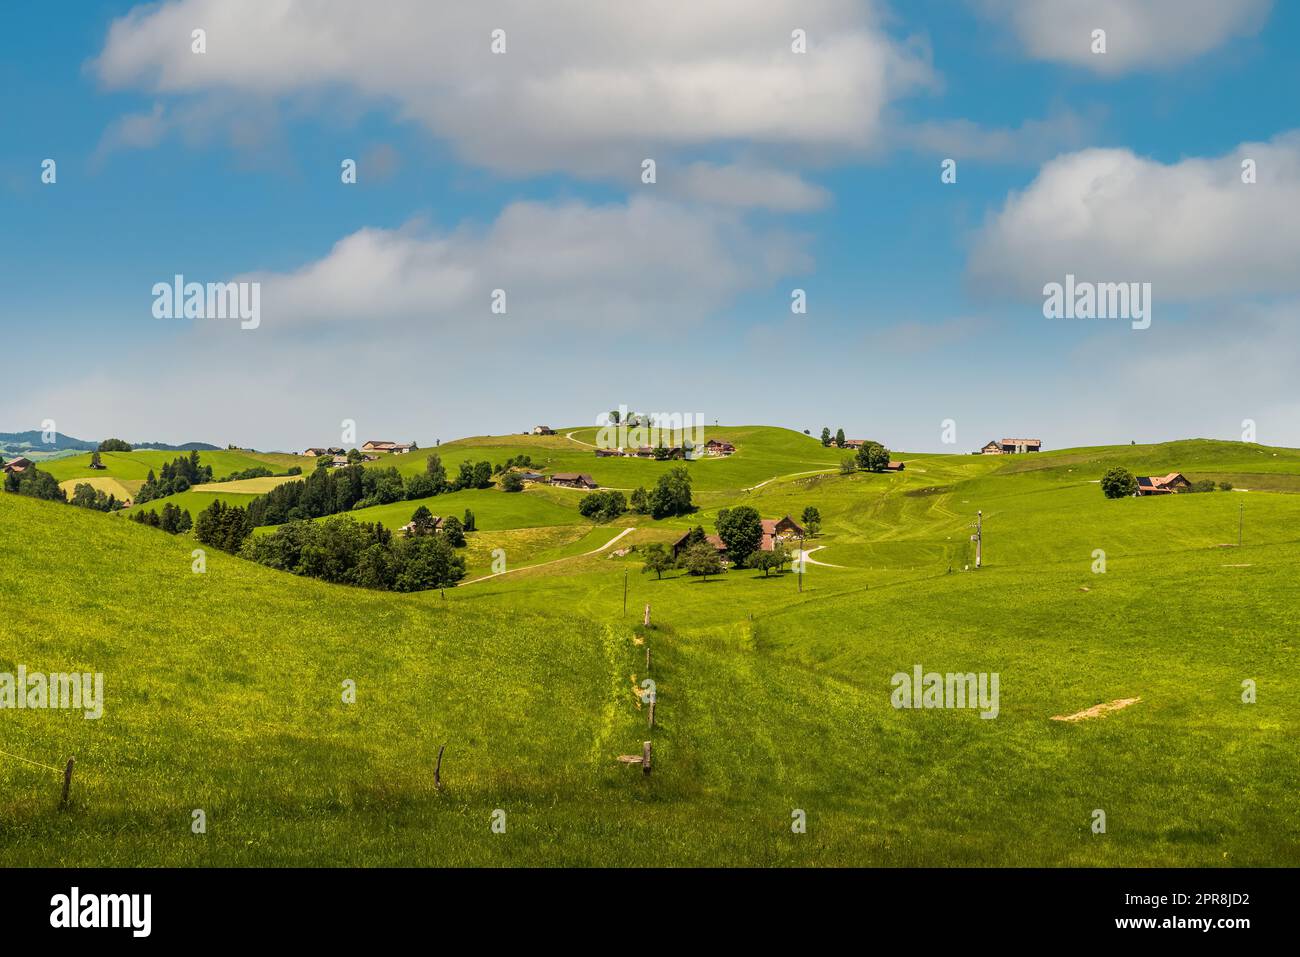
<box><xmin>60</xmin><ymin>758</ymin><xmax>75</xmax><ymax>809</ymax></box>
<box><xmin>434</xmin><ymin>745</ymin><xmax>446</xmax><ymax>790</ymax></box>
<box><xmin>642</xmin><ymin>741</ymin><xmax>652</xmax><ymax>776</ymax></box>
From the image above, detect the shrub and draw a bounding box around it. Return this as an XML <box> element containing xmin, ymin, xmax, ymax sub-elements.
<box><xmin>1101</xmin><ymin>467</ymin><xmax>1138</xmax><ymax>499</ymax></box>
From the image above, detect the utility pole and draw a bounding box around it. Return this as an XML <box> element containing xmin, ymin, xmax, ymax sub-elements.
<box><xmin>975</xmin><ymin>510</ymin><xmax>983</xmax><ymax>569</ymax></box>
<box><xmin>798</xmin><ymin>533</ymin><xmax>804</xmax><ymax>593</ymax></box>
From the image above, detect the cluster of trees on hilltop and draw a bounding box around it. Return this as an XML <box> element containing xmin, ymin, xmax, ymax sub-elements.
<box><xmin>97</xmin><ymin>438</ymin><xmax>132</xmax><ymax>452</ymax></box>
<box><xmin>136</xmin><ymin>451</ymin><xmax>214</xmax><ymax>503</ymax></box>
<box><xmin>246</xmin><ymin>453</ymin><xmax>526</xmax><ymax>526</ymax></box>
<box><xmin>493</xmin><ymin>454</ymin><xmax>535</xmax><ymax>475</ymax></box>
<box><xmin>131</xmin><ymin>503</ymin><xmax>193</xmax><ymax>534</ymax></box>
<box><xmin>820</xmin><ymin>427</ymin><xmax>846</xmax><ymax>447</ymax></box>
<box><xmin>243</xmin><ymin>516</ymin><xmax>465</xmax><ymax>591</ymax></box>
<box><xmin>628</xmin><ymin>466</ymin><xmax>694</xmax><ymax>519</ymax></box>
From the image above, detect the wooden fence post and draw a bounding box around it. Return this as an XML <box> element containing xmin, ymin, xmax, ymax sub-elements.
<box><xmin>434</xmin><ymin>745</ymin><xmax>446</xmax><ymax>790</ymax></box>
<box><xmin>645</xmin><ymin>645</ymin><xmax>651</xmax><ymax>672</ymax></box>
<box><xmin>60</xmin><ymin>757</ymin><xmax>75</xmax><ymax>809</ymax></box>
<box><xmin>647</xmin><ymin>698</ymin><xmax>655</xmax><ymax>728</ymax></box>
<box><xmin>642</xmin><ymin>741</ymin><xmax>652</xmax><ymax>776</ymax></box>
<box><xmin>643</xmin><ymin>602</ymin><xmax>651</xmax><ymax>627</ymax></box>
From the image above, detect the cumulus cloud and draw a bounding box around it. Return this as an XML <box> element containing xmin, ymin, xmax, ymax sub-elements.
<box><xmin>92</xmin><ymin>0</ymin><xmax>933</xmax><ymax>180</ymax></box>
<box><xmin>977</xmin><ymin>0</ymin><xmax>1271</xmax><ymax>74</ymax></box>
<box><xmin>244</xmin><ymin>196</ymin><xmax>809</xmax><ymax>329</ymax></box>
<box><xmin>968</xmin><ymin>132</ymin><xmax>1300</xmax><ymax>300</ymax></box>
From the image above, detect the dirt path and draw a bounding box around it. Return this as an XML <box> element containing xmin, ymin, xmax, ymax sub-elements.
<box><xmin>743</xmin><ymin>467</ymin><xmax>838</xmax><ymax>492</ymax></box>
<box><xmin>794</xmin><ymin>545</ymin><xmax>845</xmax><ymax>568</ymax></box>
<box><xmin>460</xmin><ymin>527</ymin><xmax>635</xmax><ymax>585</ymax></box>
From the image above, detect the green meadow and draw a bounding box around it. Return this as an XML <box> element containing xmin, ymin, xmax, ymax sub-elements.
<box><xmin>2</xmin><ymin>427</ymin><xmax>1297</xmax><ymax>866</ymax></box>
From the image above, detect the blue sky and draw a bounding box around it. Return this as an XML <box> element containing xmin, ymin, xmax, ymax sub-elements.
<box><xmin>2</xmin><ymin>1</ymin><xmax>1298</xmax><ymax>452</ymax></box>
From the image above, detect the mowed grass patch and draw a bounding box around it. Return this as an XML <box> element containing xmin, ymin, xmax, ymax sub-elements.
<box><xmin>57</xmin><ymin>476</ymin><xmax>139</xmax><ymax>502</ymax></box>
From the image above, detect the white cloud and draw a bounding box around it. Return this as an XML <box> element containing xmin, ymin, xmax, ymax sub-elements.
<box><xmin>968</xmin><ymin>132</ymin><xmax>1300</xmax><ymax>300</ymax></box>
<box><xmin>977</xmin><ymin>0</ymin><xmax>1271</xmax><ymax>74</ymax></box>
<box><xmin>244</xmin><ymin>196</ymin><xmax>808</xmax><ymax>329</ymax></box>
<box><xmin>671</xmin><ymin>162</ymin><xmax>829</xmax><ymax>212</ymax></box>
<box><xmin>93</xmin><ymin>0</ymin><xmax>933</xmax><ymax>178</ymax></box>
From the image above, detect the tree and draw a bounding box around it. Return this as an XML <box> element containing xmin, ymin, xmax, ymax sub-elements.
<box><xmin>641</xmin><ymin>543</ymin><xmax>673</xmax><ymax>580</ymax></box>
<box><xmin>500</xmin><ymin>472</ymin><xmax>524</xmax><ymax>493</ymax></box>
<box><xmin>98</xmin><ymin>438</ymin><xmax>132</xmax><ymax>452</ymax></box>
<box><xmin>820</xmin><ymin>427</ymin><xmax>832</xmax><ymax>447</ymax></box>
<box><xmin>405</xmin><ymin>472</ymin><xmax>436</xmax><ymax>499</ymax></box>
<box><xmin>578</xmin><ymin>490</ymin><xmax>627</xmax><ymax>522</ymax></box>
<box><xmin>682</xmin><ymin>541</ymin><xmax>723</xmax><ymax>580</ymax></box>
<box><xmin>451</xmin><ymin>461</ymin><xmax>475</xmax><ymax>492</ymax></box>
<box><xmin>675</xmin><ymin>526</ymin><xmax>706</xmax><ymax>564</ymax></box>
<box><xmin>835</xmin><ymin>428</ymin><xmax>846</xmax><ymax>449</ymax></box>
<box><xmin>463</xmin><ymin>509</ymin><xmax>476</xmax><ymax>532</ymax></box>
<box><xmin>1101</xmin><ymin>467</ymin><xmax>1138</xmax><ymax>499</ymax></box>
<box><xmin>840</xmin><ymin>455</ymin><xmax>857</xmax><ymax>475</ymax></box>
<box><xmin>630</xmin><ymin>486</ymin><xmax>649</xmax><ymax>514</ymax></box>
<box><xmin>609</xmin><ymin>409</ymin><xmax>621</xmax><ymax>424</ymax></box>
<box><xmin>394</xmin><ymin>534</ymin><xmax>465</xmax><ymax>591</ymax></box>
<box><xmin>856</xmin><ymin>441</ymin><xmax>890</xmax><ymax>472</ymax></box>
<box><xmin>347</xmin><ymin>448</ymin><xmax>364</xmax><ymax>464</ymax></box>
<box><xmin>5</xmin><ymin>465</ymin><xmax>65</xmax><ymax>501</ymax></box>
<box><xmin>441</xmin><ymin>514</ymin><xmax>467</xmax><ymax>547</ymax></box>
<box><xmin>472</xmin><ymin>461</ymin><xmax>493</xmax><ymax>489</ymax></box>
<box><xmin>801</xmin><ymin>506</ymin><xmax>821</xmax><ymax>536</ymax></box>
<box><xmin>90</xmin><ymin>451</ymin><xmax>104</xmax><ymax>469</ymax></box>
<box><xmin>716</xmin><ymin>506</ymin><xmax>763</xmax><ymax>568</ymax></box>
<box><xmin>650</xmin><ymin>466</ymin><xmax>693</xmax><ymax>519</ymax></box>
<box><xmin>194</xmin><ymin>500</ymin><xmax>253</xmax><ymax>553</ymax></box>
<box><xmin>749</xmin><ymin>549</ymin><xmax>780</xmax><ymax>577</ymax></box>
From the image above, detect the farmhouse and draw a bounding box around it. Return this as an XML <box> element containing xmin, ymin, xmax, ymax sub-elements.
<box><xmin>399</xmin><ymin>516</ymin><xmax>443</xmax><ymax>535</ymax></box>
<box><xmin>839</xmin><ymin>439</ymin><xmax>866</xmax><ymax>450</ymax></box>
<box><xmin>303</xmin><ymin>447</ymin><xmax>345</xmax><ymax>457</ymax></box>
<box><xmin>704</xmin><ymin>439</ymin><xmax>736</xmax><ymax>456</ymax></box>
<box><xmin>980</xmin><ymin>438</ymin><xmax>1042</xmax><ymax>454</ymax></box>
<box><xmin>594</xmin><ymin>447</ymin><xmax>622</xmax><ymax>458</ymax></box>
<box><xmin>671</xmin><ymin>531</ymin><xmax>727</xmax><ymax>561</ymax></box>
<box><xmin>885</xmin><ymin>461</ymin><xmax>905</xmax><ymax>471</ymax></box>
<box><xmin>328</xmin><ymin>455</ymin><xmax>351</xmax><ymax>468</ymax></box>
<box><xmin>1136</xmin><ymin>472</ymin><xmax>1191</xmax><ymax>495</ymax></box>
<box><xmin>361</xmin><ymin>441</ymin><xmax>413</xmax><ymax>454</ymax></box>
<box><xmin>515</xmin><ymin>470</ymin><xmax>546</xmax><ymax>482</ymax></box>
<box><xmin>550</xmin><ymin>472</ymin><xmax>598</xmax><ymax>489</ymax></box>
<box><xmin>532</xmin><ymin>425</ymin><xmax>555</xmax><ymax>436</ymax></box>
<box><xmin>2</xmin><ymin>456</ymin><xmax>32</xmax><ymax>475</ymax></box>
<box><xmin>761</xmin><ymin>515</ymin><xmax>806</xmax><ymax>551</ymax></box>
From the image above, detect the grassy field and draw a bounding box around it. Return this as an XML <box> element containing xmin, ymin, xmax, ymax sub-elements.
<box><xmin>2</xmin><ymin>430</ymin><xmax>1297</xmax><ymax>866</ymax></box>
<box><xmin>41</xmin><ymin>449</ymin><xmax>303</xmax><ymax>486</ymax></box>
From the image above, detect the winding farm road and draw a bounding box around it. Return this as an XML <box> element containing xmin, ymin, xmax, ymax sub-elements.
<box><xmin>794</xmin><ymin>546</ymin><xmax>845</xmax><ymax>568</ymax></box>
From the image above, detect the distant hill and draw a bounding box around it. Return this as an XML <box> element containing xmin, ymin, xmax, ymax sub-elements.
<box><xmin>0</xmin><ymin>431</ymin><xmax>221</xmax><ymax>455</ymax></box>
<box><xmin>0</xmin><ymin>430</ymin><xmax>98</xmax><ymax>452</ymax></box>
<box><xmin>132</xmin><ymin>441</ymin><xmax>222</xmax><ymax>452</ymax></box>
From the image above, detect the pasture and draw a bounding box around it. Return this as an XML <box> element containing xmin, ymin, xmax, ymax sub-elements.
<box><xmin>3</xmin><ymin>430</ymin><xmax>1297</xmax><ymax>866</ymax></box>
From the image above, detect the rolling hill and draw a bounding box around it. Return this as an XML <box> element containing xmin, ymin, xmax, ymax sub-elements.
<box><xmin>2</xmin><ymin>430</ymin><xmax>1297</xmax><ymax>866</ymax></box>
